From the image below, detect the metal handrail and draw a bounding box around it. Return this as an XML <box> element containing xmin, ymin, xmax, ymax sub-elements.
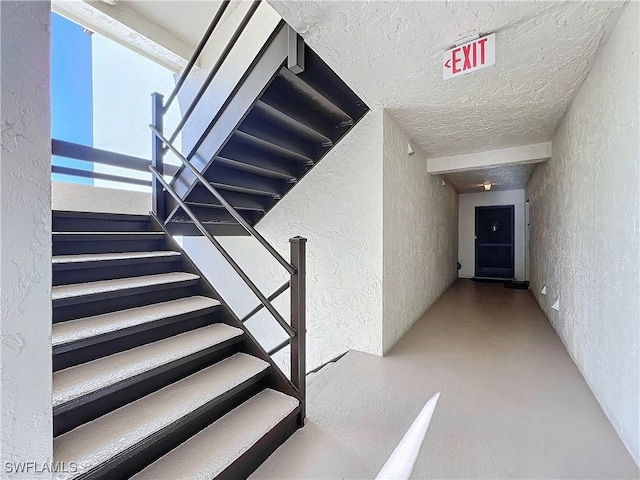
<box><xmin>53</xmin><ymin>139</ymin><xmax>148</xmax><ymax>172</ymax></box>
<box><xmin>150</xmin><ymin>125</ymin><xmax>295</xmax><ymax>275</ymax></box>
<box><xmin>149</xmin><ymin>165</ymin><xmax>296</xmax><ymax>339</ymax></box>
<box><xmin>149</xmin><ymin>4</ymin><xmax>307</xmax><ymax>426</ymax></box>
<box><xmin>268</xmin><ymin>338</ymin><xmax>290</xmax><ymax>356</ymax></box>
<box><xmin>53</xmin><ymin>138</ymin><xmax>180</xmax><ymax>177</ymax></box>
<box><xmin>168</xmin><ymin>1</ymin><xmax>261</xmax><ymax>143</ymax></box>
<box><xmin>242</xmin><ymin>280</ymin><xmax>290</xmax><ymax>323</ymax></box>
<box><xmin>163</xmin><ymin>0</ymin><xmax>231</xmax><ymax>111</ymax></box>
<box><xmin>182</xmin><ymin>19</ymin><xmax>286</xmax><ymax>162</ymax></box>
<box><xmin>52</xmin><ymin>165</ymin><xmax>151</xmax><ymax>187</ymax></box>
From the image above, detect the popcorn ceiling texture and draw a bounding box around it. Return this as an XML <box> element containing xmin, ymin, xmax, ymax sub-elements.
<box><xmin>268</xmin><ymin>1</ymin><xmax>626</xmax><ymax>157</ymax></box>
<box><xmin>443</xmin><ymin>163</ymin><xmax>537</xmax><ymax>194</ymax></box>
<box><xmin>526</xmin><ymin>2</ymin><xmax>639</xmax><ymax>464</ymax></box>
<box><xmin>0</xmin><ymin>0</ymin><xmax>53</xmax><ymax>472</ymax></box>
<box><xmin>382</xmin><ymin>113</ymin><xmax>458</xmax><ymax>353</ymax></box>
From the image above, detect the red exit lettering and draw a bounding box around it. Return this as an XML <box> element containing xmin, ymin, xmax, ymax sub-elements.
<box><xmin>443</xmin><ymin>34</ymin><xmax>495</xmax><ymax>80</ymax></box>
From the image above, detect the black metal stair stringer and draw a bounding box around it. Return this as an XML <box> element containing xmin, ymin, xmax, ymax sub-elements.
<box><xmin>160</xmin><ymin>22</ymin><xmax>369</xmax><ymax>237</ymax></box>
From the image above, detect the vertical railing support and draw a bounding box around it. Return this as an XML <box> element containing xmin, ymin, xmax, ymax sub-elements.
<box><xmin>287</xmin><ymin>25</ymin><xmax>305</xmax><ymax>74</ymax></box>
<box><xmin>290</xmin><ymin>236</ymin><xmax>307</xmax><ymax>426</ymax></box>
<box><xmin>151</xmin><ymin>92</ymin><xmax>165</xmax><ymax>219</ymax></box>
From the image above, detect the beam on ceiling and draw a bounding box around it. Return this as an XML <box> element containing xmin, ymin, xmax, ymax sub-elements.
<box><xmin>52</xmin><ymin>0</ymin><xmax>194</xmax><ymax>72</ymax></box>
<box><xmin>427</xmin><ymin>142</ymin><xmax>551</xmax><ymax>175</ymax></box>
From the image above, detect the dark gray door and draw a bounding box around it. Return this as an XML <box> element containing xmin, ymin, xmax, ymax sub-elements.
<box><xmin>475</xmin><ymin>205</ymin><xmax>515</xmax><ymax>279</ymax></box>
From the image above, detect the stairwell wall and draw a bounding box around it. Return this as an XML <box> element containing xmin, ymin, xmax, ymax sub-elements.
<box><xmin>0</xmin><ymin>0</ymin><xmax>53</xmax><ymax>475</ymax></box>
<box><xmin>526</xmin><ymin>1</ymin><xmax>639</xmax><ymax>464</ymax></box>
<box><xmin>182</xmin><ymin>111</ymin><xmax>385</xmax><ymax>372</ymax></box>
<box><xmin>381</xmin><ymin>112</ymin><xmax>459</xmax><ymax>353</ymax></box>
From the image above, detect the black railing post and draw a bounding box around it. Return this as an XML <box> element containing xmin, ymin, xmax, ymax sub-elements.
<box><xmin>151</xmin><ymin>92</ymin><xmax>165</xmax><ymax>219</ymax></box>
<box><xmin>290</xmin><ymin>236</ymin><xmax>306</xmax><ymax>426</ymax></box>
<box><xmin>287</xmin><ymin>25</ymin><xmax>304</xmax><ymax>74</ymax></box>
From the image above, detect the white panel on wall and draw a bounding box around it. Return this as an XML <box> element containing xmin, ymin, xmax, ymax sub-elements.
<box><xmin>52</xmin><ymin>182</ymin><xmax>151</xmax><ymax>215</ymax></box>
<box><xmin>458</xmin><ymin>189</ymin><xmax>526</xmax><ymax>280</ymax></box>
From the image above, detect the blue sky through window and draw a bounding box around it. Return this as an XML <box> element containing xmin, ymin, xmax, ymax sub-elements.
<box><xmin>51</xmin><ymin>12</ymin><xmax>93</xmax><ymax>185</ymax></box>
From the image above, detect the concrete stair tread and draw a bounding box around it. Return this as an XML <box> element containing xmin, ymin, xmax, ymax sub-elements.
<box><xmin>52</xmin><ymin>272</ymin><xmax>199</xmax><ymax>301</ymax></box>
<box><xmin>132</xmin><ymin>389</ymin><xmax>299</xmax><ymax>480</ymax></box>
<box><xmin>53</xmin><ymin>353</ymin><xmax>270</xmax><ymax>480</ymax></box>
<box><xmin>53</xmin><ymin>251</ymin><xmax>181</xmax><ymax>264</ymax></box>
<box><xmin>53</xmin><ymin>323</ymin><xmax>243</xmax><ymax>408</ymax></box>
<box><xmin>52</xmin><ymin>296</ymin><xmax>221</xmax><ymax>347</ymax></box>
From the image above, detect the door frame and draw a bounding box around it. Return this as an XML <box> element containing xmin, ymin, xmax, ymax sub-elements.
<box><xmin>474</xmin><ymin>204</ymin><xmax>515</xmax><ymax>279</ymax></box>
<box><xmin>525</xmin><ymin>200</ymin><xmax>530</xmax><ymax>282</ymax></box>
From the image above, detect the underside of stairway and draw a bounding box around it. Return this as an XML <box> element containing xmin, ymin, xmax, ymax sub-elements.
<box><xmin>159</xmin><ymin>22</ymin><xmax>368</xmax><ymax>237</ymax></box>
<box><xmin>51</xmin><ymin>211</ymin><xmax>300</xmax><ymax>479</ymax></box>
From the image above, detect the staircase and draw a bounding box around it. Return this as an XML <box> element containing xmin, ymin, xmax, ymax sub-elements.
<box><xmin>49</xmin><ymin>3</ymin><xmax>368</xmax><ymax>477</ymax></box>
<box><xmin>51</xmin><ymin>211</ymin><xmax>301</xmax><ymax>479</ymax></box>
<box><xmin>156</xmin><ymin>20</ymin><xmax>368</xmax><ymax>237</ymax></box>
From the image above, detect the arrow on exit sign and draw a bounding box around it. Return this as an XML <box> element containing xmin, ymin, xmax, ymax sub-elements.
<box><xmin>443</xmin><ymin>33</ymin><xmax>496</xmax><ymax>80</ymax></box>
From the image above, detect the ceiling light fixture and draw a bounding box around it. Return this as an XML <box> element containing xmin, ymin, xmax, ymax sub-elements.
<box><xmin>483</xmin><ymin>183</ymin><xmax>492</xmax><ymax>191</ymax></box>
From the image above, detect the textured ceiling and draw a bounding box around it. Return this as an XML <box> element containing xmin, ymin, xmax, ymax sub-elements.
<box><xmin>126</xmin><ymin>1</ymin><xmax>227</xmax><ymax>46</ymax></box>
<box><xmin>269</xmin><ymin>0</ymin><xmax>626</xmax><ymax>157</ymax></box>
<box><xmin>443</xmin><ymin>163</ymin><xmax>538</xmax><ymax>194</ymax></box>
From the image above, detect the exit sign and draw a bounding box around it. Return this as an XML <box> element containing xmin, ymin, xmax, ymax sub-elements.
<box><xmin>443</xmin><ymin>33</ymin><xmax>496</xmax><ymax>80</ymax></box>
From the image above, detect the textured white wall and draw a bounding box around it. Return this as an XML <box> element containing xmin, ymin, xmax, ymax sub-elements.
<box><xmin>0</xmin><ymin>1</ymin><xmax>53</xmax><ymax>476</ymax></box>
<box><xmin>183</xmin><ymin>111</ymin><xmax>384</xmax><ymax>371</ymax></box>
<box><xmin>526</xmin><ymin>2</ymin><xmax>639</xmax><ymax>464</ymax></box>
<box><xmin>382</xmin><ymin>113</ymin><xmax>458</xmax><ymax>353</ymax></box>
<box><xmin>52</xmin><ymin>182</ymin><xmax>151</xmax><ymax>215</ymax></box>
<box><xmin>458</xmin><ymin>190</ymin><xmax>526</xmax><ymax>280</ymax></box>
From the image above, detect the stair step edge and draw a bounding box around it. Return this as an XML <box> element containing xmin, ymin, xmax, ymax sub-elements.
<box><xmin>53</xmin><ymin>353</ymin><xmax>269</xmax><ymax>480</ymax></box>
<box><xmin>53</xmin><ymin>251</ymin><xmax>181</xmax><ymax>265</ymax></box>
<box><xmin>52</xmin><ymin>272</ymin><xmax>199</xmax><ymax>301</ymax></box>
<box><xmin>52</xmin><ymin>323</ymin><xmax>243</xmax><ymax>409</ymax></box>
<box><xmin>131</xmin><ymin>389</ymin><xmax>299</xmax><ymax>480</ymax></box>
<box><xmin>52</xmin><ymin>296</ymin><xmax>221</xmax><ymax>347</ymax></box>
<box><xmin>254</xmin><ymin>99</ymin><xmax>334</xmax><ymax>144</ymax></box>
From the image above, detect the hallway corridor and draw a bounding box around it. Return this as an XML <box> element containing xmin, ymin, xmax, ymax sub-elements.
<box><xmin>252</xmin><ymin>280</ymin><xmax>639</xmax><ymax>479</ymax></box>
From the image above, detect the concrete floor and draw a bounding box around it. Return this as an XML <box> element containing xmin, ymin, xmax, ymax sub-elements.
<box><xmin>252</xmin><ymin>280</ymin><xmax>639</xmax><ymax>479</ymax></box>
